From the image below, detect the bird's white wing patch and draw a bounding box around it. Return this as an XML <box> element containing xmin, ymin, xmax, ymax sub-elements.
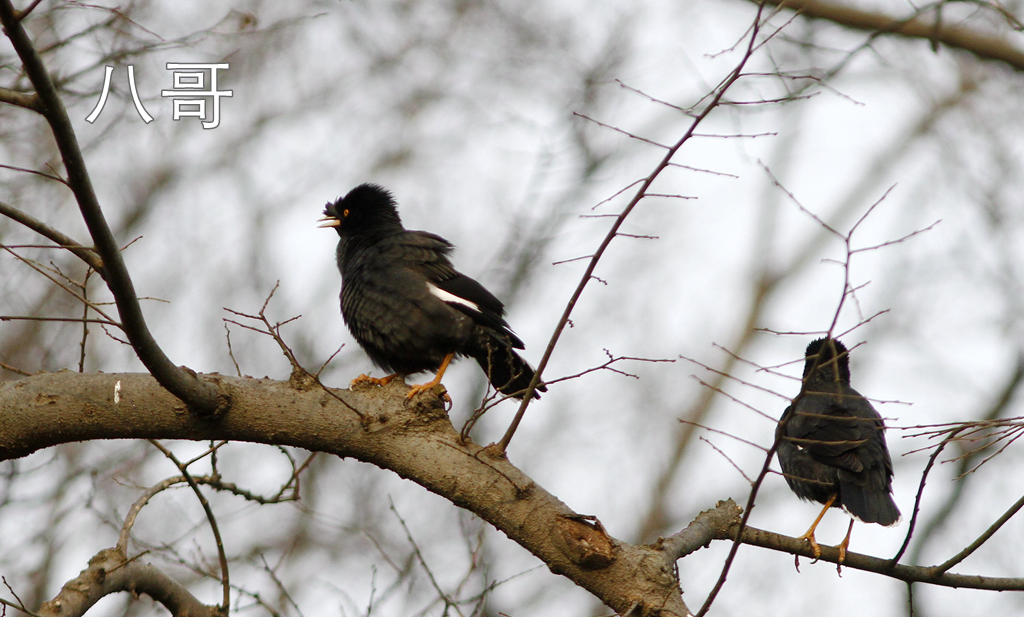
<box><xmin>428</xmin><ymin>282</ymin><xmax>480</xmax><ymax>313</ymax></box>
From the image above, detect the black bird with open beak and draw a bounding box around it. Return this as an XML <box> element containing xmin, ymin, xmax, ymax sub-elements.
<box><xmin>776</xmin><ymin>337</ymin><xmax>900</xmax><ymax>563</ymax></box>
<box><xmin>319</xmin><ymin>183</ymin><xmax>545</xmax><ymax>401</ymax></box>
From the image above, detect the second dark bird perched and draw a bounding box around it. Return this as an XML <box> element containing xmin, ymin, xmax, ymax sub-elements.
<box><xmin>776</xmin><ymin>337</ymin><xmax>899</xmax><ymax>563</ymax></box>
<box><xmin>319</xmin><ymin>183</ymin><xmax>545</xmax><ymax>400</ymax></box>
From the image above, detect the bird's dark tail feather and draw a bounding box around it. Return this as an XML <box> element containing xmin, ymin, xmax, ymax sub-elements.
<box><xmin>841</xmin><ymin>482</ymin><xmax>901</xmax><ymax>526</ymax></box>
<box><xmin>473</xmin><ymin>341</ymin><xmax>546</xmax><ymax>399</ymax></box>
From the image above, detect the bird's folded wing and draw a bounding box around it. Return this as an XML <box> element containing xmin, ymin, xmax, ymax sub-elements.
<box><xmin>392</xmin><ymin>232</ymin><xmax>522</xmax><ymax>346</ymax></box>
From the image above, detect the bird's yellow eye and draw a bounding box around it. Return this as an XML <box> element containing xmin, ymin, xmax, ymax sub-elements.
<box><xmin>343</xmin><ymin>209</ymin><xmax>350</xmax><ymax>217</ymax></box>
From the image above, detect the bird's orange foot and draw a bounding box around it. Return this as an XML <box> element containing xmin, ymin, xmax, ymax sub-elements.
<box><xmin>350</xmin><ymin>373</ymin><xmax>399</xmax><ymax>388</ymax></box>
<box><xmin>406</xmin><ymin>379</ymin><xmax>451</xmax><ymax>406</ymax></box>
<box><xmin>406</xmin><ymin>353</ymin><xmax>454</xmax><ymax>404</ymax></box>
<box><xmin>836</xmin><ymin>532</ymin><xmax>851</xmax><ymax>566</ymax></box>
<box><xmin>835</xmin><ymin>518</ymin><xmax>853</xmax><ymax>568</ymax></box>
<box><xmin>797</xmin><ymin>531</ymin><xmax>822</xmax><ymax>561</ymax></box>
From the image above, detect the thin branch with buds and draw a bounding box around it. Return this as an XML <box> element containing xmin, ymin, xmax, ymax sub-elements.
<box><xmin>223</xmin><ymin>285</ymin><xmax>368</xmax><ymax>420</ymax></box>
<box><xmin>496</xmin><ymin>1</ymin><xmax>771</xmax><ymax>455</ymax></box>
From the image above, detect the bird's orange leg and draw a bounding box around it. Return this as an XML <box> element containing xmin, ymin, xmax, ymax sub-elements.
<box><xmin>836</xmin><ymin>517</ymin><xmax>855</xmax><ymax>565</ymax></box>
<box><xmin>797</xmin><ymin>494</ymin><xmax>837</xmax><ymax>560</ymax></box>
<box><xmin>350</xmin><ymin>373</ymin><xmax>400</xmax><ymax>388</ymax></box>
<box><xmin>407</xmin><ymin>353</ymin><xmax>454</xmax><ymax>399</ymax></box>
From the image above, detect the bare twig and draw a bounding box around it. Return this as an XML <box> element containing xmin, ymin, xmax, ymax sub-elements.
<box><xmin>495</xmin><ymin>1</ymin><xmax>769</xmax><ymax>455</ymax></box>
<box><xmin>222</xmin><ymin>282</ymin><xmax>306</xmax><ymax>377</ymax></box>
<box><xmin>0</xmin><ymin>361</ymin><xmax>33</xmax><ymax>376</ymax></box>
<box><xmin>695</xmin><ymin>420</ymin><xmax>778</xmax><ymax>616</ymax></box>
<box><xmin>2</xmin><ymin>576</ymin><xmax>38</xmax><ymax>617</ymax></box>
<box><xmin>256</xmin><ymin>553</ymin><xmax>302</xmax><ymax>617</ymax></box>
<box><xmin>542</xmin><ymin>352</ymin><xmax>675</xmax><ymax>386</ymax></box>
<box><xmin>573</xmin><ymin>113</ymin><xmax>671</xmax><ymax>149</ymax></box>
<box><xmin>118</xmin><ymin>476</ymin><xmax>187</xmax><ymax>553</ymax></box>
<box><xmin>222</xmin><ymin>286</ymin><xmax>368</xmax><ymax>419</ymax></box>
<box><xmin>680</xmin><ymin>418</ymin><xmax>770</xmax><ymax>453</ymax></box>
<box><xmin>933</xmin><ymin>490</ymin><xmax>1024</xmax><ymax>574</ymax></box>
<box><xmin>897</xmin><ymin>355</ymin><xmax>1024</xmax><ymax>571</ymax></box>
<box><xmin>149</xmin><ymin>441</ymin><xmax>231</xmax><ymax>611</ymax></box>
<box><xmin>78</xmin><ymin>269</ymin><xmax>93</xmax><ymax>372</ymax></box>
<box><xmin>390</xmin><ymin>498</ymin><xmax>467</xmax><ymax>617</ymax></box>
<box><xmin>223</xmin><ymin>323</ymin><xmax>242</xmax><ymax>377</ymax></box>
<box><xmin>0</xmin><ymin>315</ymin><xmax>118</xmax><ymax>326</ymax></box>
<box><xmin>889</xmin><ymin>429</ymin><xmax>959</xmax><ymax>564</ymax></box>
<box><xmin>13</xmin><ymin>0</ymin><xmax>44</xmax><ymax>21</ymax></box>
<box><xmin>700</xmin><ymin>436</ymin><xmax>756</xmax><ymax>484</ymax></box>
<box><xmin>119</xmin><ymin>460</ymin><xmax>310</xmax><ymax>557</ymax></box>
<box><xmin>0</xmin><ymin>87</ymin><xmax>40</xmax><ymax>111</ymax></box>
<box><xmin>1</xmin><ymin>247</ymin><xmax>119</xmax><ymax>324</ymax></box>
<box><xmin>0</xmin><ymin>163</ymin><xmax>69</xmax><ymax>187</ymax></box>
<box><xmin>0</xmin><ymin>201</ymin><xmax>103</xmax><ymax>272</ymax></box>
<box><xmin>683</xmin><ymin>353</ymin><xmax>793</xmax><ymax>407</ymax></box>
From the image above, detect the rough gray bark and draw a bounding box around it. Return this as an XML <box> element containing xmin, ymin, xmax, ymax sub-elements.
<box><xmin>38</xmin><ymin>548</ymin><xmax>217</xmax><ymax>617</ymax></box>
<box><xmin>0</xmin><ymin>371</ymin><xmax>695</xmax><ymax>617</ymax></box>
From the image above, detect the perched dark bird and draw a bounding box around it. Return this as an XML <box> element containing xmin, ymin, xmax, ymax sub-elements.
<box><xmin>319</xmin><ymin>183</ymin><xmax>545</xmax><ymax>400</ymax></box>
<box><xmin>776</xmin><ymin>337</ymin><xmax>899</xmax><ymax>562</ymax></box>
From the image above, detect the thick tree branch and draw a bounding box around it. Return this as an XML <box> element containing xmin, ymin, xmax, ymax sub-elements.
<box><xmin>0</xmin><ymin>0</ymin><xmax>227</xmax><ymax>415</ymax></box>
<box><xmin>5</xmin><ymin>372</ymin><xmax>1023</xmax><ymax>614</ymax></box>
<box><xmin>723</xmin><ymin>524</ymin><xmax>1024</xmax><ymax>591</ymax></box>
<box><xmin>760</xmin><ymin>0</ymin><xmax>1024</xmax><ymax>71</ymax></box>
<box><xmin>0</xmin><ymin>372</ymin><xmax>691</xmax><ymax>617</ymax></box>
<box><xmin>659</xmin><ymin>499</ymin><xmax>744</xmax><ymax>561</ymax></box>
<box><xmin>38</xmin><ymin>548</ymin><xmax>217</xmax><ymax>617</ymax></box>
